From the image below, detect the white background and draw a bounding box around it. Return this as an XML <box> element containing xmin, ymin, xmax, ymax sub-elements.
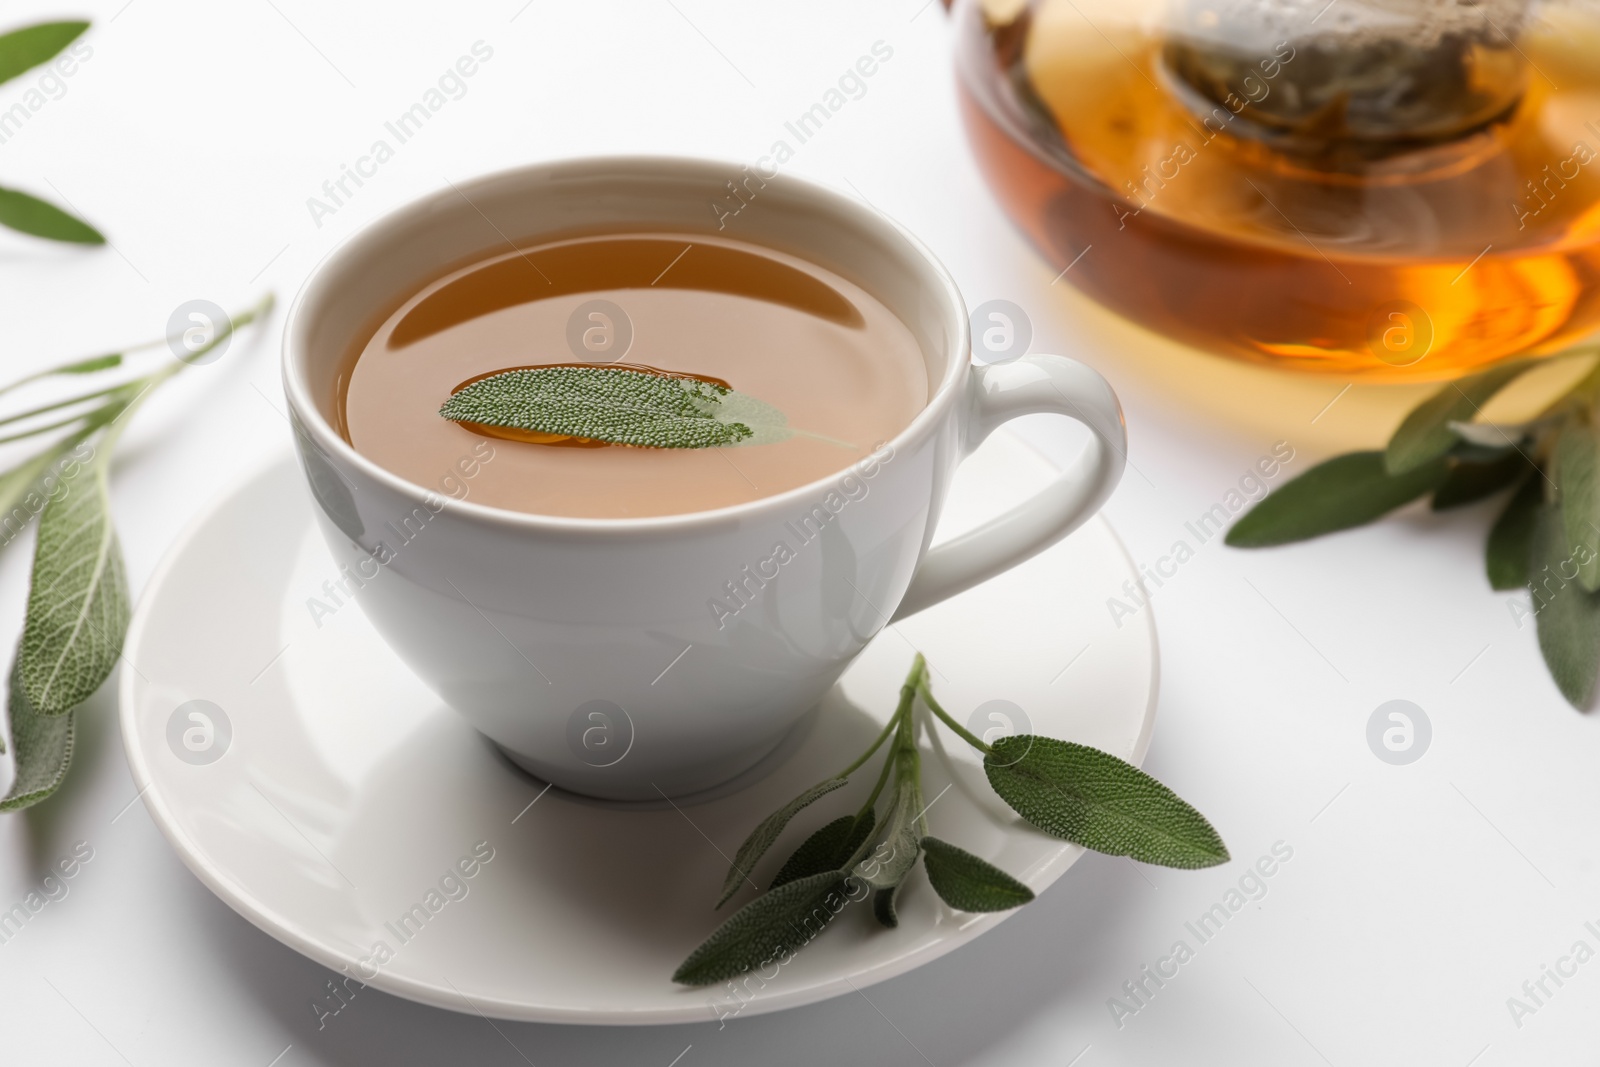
<box><xmin>1</xmin><ymin>1</ymin><xmax>1597</xmax><ymax>1064</ymax></box>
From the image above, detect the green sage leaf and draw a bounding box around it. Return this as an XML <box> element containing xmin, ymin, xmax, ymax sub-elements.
<box><xmin>1386</xmin><ymin>361</ymin><xmax>1533</xmax><ymax>475</ymax></box>
<box><xmin>0</xmin><ymin>354</ymin><xmax>121</xmax><ymax>400</ymax></box>
<box><xmin>18</xmin><ymin>444</ymin><xmax>129</xmax><ymax>715</ymax></box>
<box><xmin>0</xmin><ymin>21</ymin><xmax>87</xmax><ymax>86</ymax></box>
<box><xmin>0</xmin><ymin>436</ymin><xmax>89</xmax><ymax>549</ymax></box>
<box><xmin>1529</xmin><ymin>502</ymin><xmax>1600</xmax><ymax>708</ymax></box>
<box><xmin>52</xmin><ymin>353</ymin><xmax>121</xmax><ymax>376</ymax></box>
<box><xmin>1556</xmin><ymin>421</ymin><xmax>1600</xmax><ymax>591</ymax></box>
<box><xmin>1226</xmin><ymin>451</ymin><xmax>1447</xmax><ymax>548</ymax></box>
<box><xmin>1432</xmin><ymin>453</ymin><xmax>1530</xmax><ymax>511</ymax></box>
<box><xmin>921</xmin><ymin>836</ymin><xmax>1035</xmax><ymax>912</ymax></box>
<box><xmin>0</xmin><ymin>653</ymin><xmax>75</xmax><ymax>809</ymax></box>
<box><xmin>872</xmin><ymin>884</ymin><xmax>903</xmax><ymax>929</ymax></box>
<box><xmin>0</xmin><ymin>185</ymin><xmax>105</xmax><ymax>244</ymax></box>
<box><xmin>771</xmin><ymin>810</ymin><xmax>875</xmax><ymax>889</ymax></box>
<box><xmin>984</xmin><ymin>736</ymin><xmax>1229</xmax><ymax>869</ymax></box>
<box><xmin>1487</xmin><ymin>477</ymin><xmax>1542</xmax><ymax>591</ymax></box>
<box><xmin>853</xmin><ymin>771</ymin><xmax>921</xmax><ymax>891</ymax></box>
<box><xmin>717</xmin><ymin>777</ymin><xmax>847</xmax><ymax>907</ymax></box>
<box><xmin>440</xmin><ymin>365</ymin><xmax>797</xmax><ymax>450</ymax></box>
<box><xmin>674</xmin><ymin>871</ymin><xmax>849</xmax><ymax>986</ymax></box>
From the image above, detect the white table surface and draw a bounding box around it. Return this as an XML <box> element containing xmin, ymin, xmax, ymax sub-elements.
<box><xmin>1</xmin><ymin>1</ymin><xmax>1596</xmax><ymax>1063</ymax></box>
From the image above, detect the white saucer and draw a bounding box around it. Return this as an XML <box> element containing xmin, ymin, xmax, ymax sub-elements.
<box><xmin>119</xmin><ymin>430</ymin><xmax>1156</xmax><ymax>1025</ymax></box>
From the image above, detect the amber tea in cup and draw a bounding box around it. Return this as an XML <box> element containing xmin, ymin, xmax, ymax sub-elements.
<box><xmin>340</xmin><ymin>232</ymin><xmax>928</xmax><ymax>518</ymax></box>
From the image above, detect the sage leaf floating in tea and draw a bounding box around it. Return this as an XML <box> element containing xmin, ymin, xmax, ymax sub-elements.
<box><xmin>439</xmin><ymin>364</ymin><xmax>803</xmax><ymax>450</ymax></box>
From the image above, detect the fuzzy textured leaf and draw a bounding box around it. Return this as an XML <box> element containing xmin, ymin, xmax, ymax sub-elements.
<box><xmin>853</xmin><ymin>772</ymin><xmax>921</xmax><ymax>891</ymax></box>
<box><xmin>0</xmin><ymin>437</ymin><xmax>87</xmax><ymax>550</ymax></box>
<box><xmin>1556</xmin><ymin>421</ymin><xmax>1600</xmax><ymax>591</ymax></box>
<box><xmin>873</xmin><ymin>884</ymin><xmax>903</xmax><ymax>929</ymax></box>
<box><xmin>921</xmin><ymin>836</ymin><xmax>1035</xmax><ymax>912</ymax></box>
<box><xmin>985</xmin><ymin>736</ymin><xmax>1229</xmax><ymax>868</ymax></box>
<box><xmin>1530</xmin><ymin>503</ymin><xmax>1600</xmax><ymax>708</ymax></box>
<box><xmin>0</xmin><ymin>21</ymin><xmax>87</xmax><ymax>86</ymax></box>
<box><xmin>1488</xmin><ymin>477</ymin><xmax>1542</xmax><ymax>591</ymax></box>
<box><xmin>0</xmin><ymin>185</ymin><xmax>104</xmax><ymax>244</ymax></box>
<box><xmin>717</xmin><ymin>777</ymin><xmax>846</xmax><ymax>907</ymax></box>
<box><xmin>0</xmin><ymin>655</ymin><xmax>74</xmax><ymax>809</ymax></box>
<box><xmin>1432</xmin><ymin>453</ymin><xmax>1529</xmax><ymax>511</ymax></box>
<box><xmin>18</xmin><ymin>449</ymin><xmax>129</xmax><ymax>715</ymax></box>
<box><xmin>675</xmin><ymin>872</ymin><xmax>849</xmax><ymax>986</ymax></box>
<box><xmin>440</xmin><ymin>365</ymin><xmax>796</xmax><ymax>449</ymax></box>
<box><xmin>1226</xmin><ymin>452</ymin><xmax>1447</xmax><ymax>548</ymax></box>
<box><xmin>771</xmin><ymin>810</ymin><xmax>875</xmax><ymax>889</ymax></box>
<box><xmin>1385</xmin><ymin>361</ymin><xmax>1533</xmax><ymax>475</ymax></box>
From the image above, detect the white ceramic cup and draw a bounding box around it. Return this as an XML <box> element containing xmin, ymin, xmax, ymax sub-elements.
<box><xmin>282</xmin><ymin>157</ymin><xmax>1125</xmax><ymax>801</ymax></box>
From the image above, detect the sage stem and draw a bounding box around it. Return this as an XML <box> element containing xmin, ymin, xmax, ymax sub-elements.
<box><xmin>918</xmin><ymin>677</ymin><xmax>993</xmax><ymax>754</ymax></box>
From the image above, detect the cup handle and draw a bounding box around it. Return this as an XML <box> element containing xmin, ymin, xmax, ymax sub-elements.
<box><xmin>890</xmin><ymin>355</ymin><xmax>1127</xmax><ymax>621</ymax></box>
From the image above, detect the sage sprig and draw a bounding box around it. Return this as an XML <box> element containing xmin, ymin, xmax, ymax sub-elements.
<box><xmin>1227</xmin><ymin>343</ymin><xmax>1600</xmax><ymax>708</ymax></box>
<box><xmin>0</xmin><ymin>295</ymin><xmax>274</xmax><ymax>809</ymax></box>
<box><xmin>0</xmin><ymin>21</ymin><xmax>104</xmax><ymax>245</ymax></box>
<box><xmin>440</xmin><ymin>364</ymin><xmax>847</xmax><ymax>450</ymax></box>
<box><xmin>673</xmin><ymin>654</ymin><xmax>1228</xmax><ymax>985</ymax></box>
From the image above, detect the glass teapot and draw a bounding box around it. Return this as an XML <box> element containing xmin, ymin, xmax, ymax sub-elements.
<box><xmin>953</xmin><ymin>0</ymin><xmax>1600</xmax><ymax>379</ymax></box>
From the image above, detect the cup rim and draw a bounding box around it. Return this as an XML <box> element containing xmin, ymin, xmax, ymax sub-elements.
<box><xmin>281</xmin><ymin>155</ymin><xmax>971</xmax><ymax>535</ymax></box>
